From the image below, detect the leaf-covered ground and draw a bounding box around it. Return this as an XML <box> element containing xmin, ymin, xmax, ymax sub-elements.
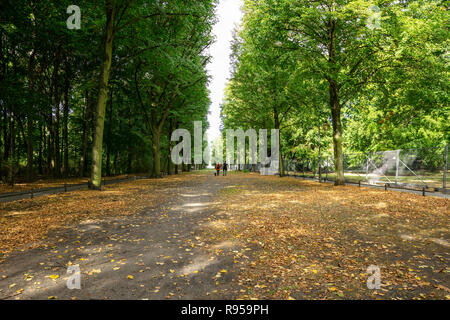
<box><xmin>0</xmin><ymin>171</ymin><xmax>448</xmax><ymax>300</ymax></box>
<box><xmin>203</xmin><ymin>172</ymin><xmax>450</xmax><ymax>300</ymax></box>
<box><xmin>0</xmin><ymin>176</ymin><xmax>175</xmax><ymax>255</ymax></box>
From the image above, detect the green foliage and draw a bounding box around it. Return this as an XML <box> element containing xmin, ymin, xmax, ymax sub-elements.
<box><xmin>221</xmin><ymin>0</ymin><xmax>449</xmax><ymax>180</ymax></box>
<box><xmin>0</xmin><ymin>0</ymin><xmax>217</xmax><ymax>183</ymax></box>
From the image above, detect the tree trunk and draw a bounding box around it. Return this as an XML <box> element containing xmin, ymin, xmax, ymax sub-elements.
<box><xmin>26</xmin><ymin>49</ymin><xmax>36</xmax><ymax>181</ymax></box>
<box><xmin>106</xmin><ymin>88</ymin><xmax>113</xmax><ymax>176</ymax></box>
<box><xmin>167</xmin><ymin>148</ymin><xmax>172</xmax><ymax>175</ymax></box>
<box><xmin>43</xmin><ymin>124</ymin><xmax>48</xmax><ymax>175</ymax></box>
<box><xmin>47</xmin><ymin>116</ymin><xmax>54</xmax><ymax>175</ymax></box>
<box><xmin>127</xmin><ymin>151</ymin><xmax>132</xmax><ymax>174</ymax></box>
<box><xmin>80</xmin><ymin>91</ymin><xmax>91</xmax><ymax>177</ymax></box>
<box><xmin>274</xmin><ymin>107</ymin><xmax>284</xmax><ymax>177</ymax></box>
<box><xmin>127</xmin><ymin>105</ymin><xmax>133</xmax><ymax>174</ymax></box>
<box><xmin>0</xmin><ymin>110</ymin><xmax>3</xmax><ymax>166</ymax></box>
<box><xmin>9</xmin><ymin>106</ymin><xmax>15</xmax><ymax>186</ymax></box>
<box><xmin>106</xmin><ymin>143</ymin><xmax>111</xmax><ymax>176</ymax></box>
<box><xmin>151</xmin><ymin>130</ymin><xmax>161</xmax><ymax>178</ymax></box>
<box><xmin>63</xmin><ymin>70</ymin><xmax>70</xmax><ymax>177</ymax></box>
<box><xmin>330</xmin><ymin>82</ymin><xmax>345</xmax><ymax>185</ymax></box>
<box><xmin>89</xmin><ymin>1</ymin><xmax>115</xmax><ymax>190</ymax></box>
<box><xmin>54</xmin><ymin>102</ymin><xmax>61</xmax><ymax>177</ymax></box>
<box><xmin>113</xmin><ymin>152</ymin><xmax>118</xmax><ymax>175</ymax></box>
<box><xmin>167</xmin><ymin>121</ymin><xmax>173</xmax><ymax>175</ymax></box>
<box><xmin>2</xmin><ymin>108</ymin><xmax>9</xmax><ymax>161</ymax></box>
<box><xmin>328</xmin><ymin>17</ymin><xmax>345</xmax><ymax>186</ymax></box>
<box><xmin>38</xmin><ymin>123</ymin><xmax>43</xmax><ymax>175</ymax></box>
<box><xmin>26</xmin><ymin>117</ymin><xmax>33</xmax><ymax>180</ymax></box>
<box><xmin>50</xmin><ymin>47</ymin><xmax>61</xmax><ymax>178</ymax></box>
<box><xmin>318</xmin><ymin>123</ymin><xmax>321</xmax><ymax>180</ymax></box>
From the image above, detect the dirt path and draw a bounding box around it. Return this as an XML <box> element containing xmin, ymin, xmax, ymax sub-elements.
<box><xmin>0</xmin><ymin>171</ymin><xmax>448</xmax><ymax>300</ymax></box>
<box><xmin>0</xmin><ymin>172</ymin><xmax>240</xmax><ymax>300</ymax></box>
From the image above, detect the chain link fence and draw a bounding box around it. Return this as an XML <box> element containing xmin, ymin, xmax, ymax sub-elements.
<box><xmin>282</xmin><ymin>145</ymin><xmax>449</xmax><ymax>192</ymax></box>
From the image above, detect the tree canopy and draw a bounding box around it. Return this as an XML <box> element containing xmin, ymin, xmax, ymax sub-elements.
<box><xmin>0</xmin><ymin>0</ymin><xmax>217</xmax><ymax>186</ymax></box>
<box><xmin>222</xmin><ymin>0</ymin><xmax>449</xmax><ymax>184</ymax></box>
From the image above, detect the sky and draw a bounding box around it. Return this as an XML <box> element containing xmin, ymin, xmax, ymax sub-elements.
<box><xmin>205</xmin><ymin>0</ymin><xmax>244</xmax><ymax>143</ymax></box>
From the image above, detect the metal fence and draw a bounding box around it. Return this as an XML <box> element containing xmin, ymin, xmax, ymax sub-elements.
<box><xmin>282</xmin><ymin>145</ymin><xmax>449</xmax><ymax>192</ymax></box>
<box><xmin>0</xmin><ymin>175</ymin><xmax>153</xmax><ymax>203</ymax></box>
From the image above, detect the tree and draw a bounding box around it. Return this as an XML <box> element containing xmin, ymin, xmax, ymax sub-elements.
<box><xmin>223</xmin><ymin>0</ymin><xmax>448</xmax><ymax>185</ymax></box>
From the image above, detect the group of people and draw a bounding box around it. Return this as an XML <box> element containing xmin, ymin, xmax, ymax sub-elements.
<box><xmin>215</xmin><ymin>162</ymin><xmax>228</xmax><ymax>176</ymax></box>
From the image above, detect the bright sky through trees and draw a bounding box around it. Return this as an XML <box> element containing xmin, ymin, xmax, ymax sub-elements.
<box><xmin>206</xmin><ymin>0</ymin><xmax>244</xmax><ymax>143</ymax></box>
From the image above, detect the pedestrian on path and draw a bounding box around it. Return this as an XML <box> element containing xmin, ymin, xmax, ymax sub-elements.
<box><xmin>223</xmin><ymin>162</ymin><xmax>228</xmax><ymax>176</ymax></box>
<box><xmin>215</xmin><ymin>163</ymin><xmax>221</xmax><ymax>176</ymax></box>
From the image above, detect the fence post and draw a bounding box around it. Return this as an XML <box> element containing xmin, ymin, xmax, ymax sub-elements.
<box><xmin>343</xmin><ymin>154</ymin><xmax>345</xmax><ymax>182</ymax></box>
<box><xmin>444</xmin><ymin>144</ymin><xmax>448</xmax><ymax>189</ymax></box>
<box><xmin>302</xmin><ymin>161</ymin><xmax>305</xmax><ymax>177</ymax></box>
<box><xmin>318</xmin><ymin>154</ymin><xmax>322</xmax><ymax>182</ymax></box>
<box><xmin>64</xmin><ymin>183</ymin><xmax>67</xmax><ymax>192</ymax></box>
<box><xmin>395</xmin><ymin>149</ymin><xmax>400</xmax><ymax>185</ymax></box>
<box><xmin>30</xmin><ymin>189</ymin><xmax>33</xmax><ymax>199</ymax></box>
<box><xmin>365</xmin><ymin>153</ymin><xmax>370</xmax><ymax>181</ymax></box>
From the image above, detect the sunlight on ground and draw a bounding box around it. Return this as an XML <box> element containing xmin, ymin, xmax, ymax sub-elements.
<box><xmin>179</xmin><ymin>193</ymin><xmax>212</xmax><ymax>197</ymax></box>
<box><xmin>3</xmin><ymin>211</ymin><xmax>37</xmax><ymax>217</ymax></box>
<box><xmin>430</xmin><ymin>238</ymin><xmax>449</xmax><ymax>247</ymax></box>
<box><xmin>205</xmin><ymin>220</ymin><xmax>228</xmax><ymax>230</ymax></box>
<box><xmin>183</xmin><ymin>202</ymin><xmax>209</xmax><ymax>208</ymax></box>
<box><xmin>211</xmin><ymin>240</ymin><xmax>239</xmax><ymax>250</ymax></box>
<box><xmin>179</xmin><ymin>255</ymin><xmax>216</xmax><ymax>276</ymax></box>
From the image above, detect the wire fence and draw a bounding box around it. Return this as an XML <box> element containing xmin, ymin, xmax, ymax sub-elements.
<box><xmin>0</xmin><ymin>175</ymin><xmax>154</xmax><ymax>203</ymax></box>
<box><xmin>282</xmin><ymin>145</ymin><xmax>449</xmax><ymax>192</ymax></box>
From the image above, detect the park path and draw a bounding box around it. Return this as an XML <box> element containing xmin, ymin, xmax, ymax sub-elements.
<box><xmin>0</xmin><ymin>173</ymin><xmax>240</xmax><ymax>300</ymax></box>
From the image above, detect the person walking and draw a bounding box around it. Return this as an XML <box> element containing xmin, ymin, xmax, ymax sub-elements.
<box><xmin>223</xmin><ymin>161</ymin><xmax>228</xmax><ymax>176</ymax></box>
<box><xmin>215</xmin><ymin>163</ymin><xmax>221</xmax><ymax>176</ymax></box>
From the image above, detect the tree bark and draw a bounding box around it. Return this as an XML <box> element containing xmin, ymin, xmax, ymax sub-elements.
<box><xmin>38</xmin><ymin>123</ymin><xmax>43</xmax><ymax>175</ymax></box>
<box><xmin>46</xmin><ymin>117</ymin><xmax>54</xmax><ymax>175</ymax></box>
<box><xmin>63</xmin><ymin>66</ymin><xmax>70</xmax><ymax>177</ymax></box>
<box><xmin>8</xmin><ymin>106</ymin><xmax>15</xmax><ymax>186</ymax></box>
<box><xmin>127</xmin><ymin>105</ymin><xmax>133</xmax><ymax>174</ymax></box>
<box><xmin>167</xmin><ymin>121</ymin><xmax>173</xmax><ymax>175</ymax></box>
<box><xmin>318</xmin><ymin>122</ymin><xmax>321</xmax><ymax>180</ymax></box>
<box><xmin>113</xmin><ymin>152</ymin><xmax>118</xmax><ymax>175</ymax></box>
<box><xmin>330</xmin><ymin>82</ymin><xmax>344</xmax><ymax>185</ymax></box>
<box><xmin>80</xmin><ymin>91</ymin><xmax>90</xmax><ymax>177</ymax></box>
<box><xmin>89</xmin><ymin>1</ymin><xmax>115</xmax><ymax>190</ymax></box>
<box><xmin>106</xmin><ymin>88</ymin><xmax>113</xmax><ymax>176</ymax></box>
<box><xmin>328</xmin><ymin>18</ymin><xmax>345</xmax><ymax>185</ymax></box>
<box><xmin>2</xmin><ymin>108</ymin><xmax>9</xmax><ymax>161</ymax></box>
<box><xmin>274</xmin><ymin>107</ymin><xmax>284</xmax><ymax>177</ymax></box>
<box><xmin>26</xmin><ymin>49</ymin><xmax>36</xmax><ymax>181</ymax></box>
<box><xmin>55</xmin><ymin>100</ymin><xmax>61</xmax><ymax>177</ymax></box>
<box><xmin>26</xmin><ymin>117</ymin><xmax>33</xmax><ymax>180</ymax></box>
<box><xmin>151</xmin><ymin>130</ymin><xmax>161</xmax><ymax>178</ymax></box>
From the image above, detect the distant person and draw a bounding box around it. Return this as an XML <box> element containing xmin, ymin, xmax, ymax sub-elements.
<box><xmin>215</xmin><ymin>163</ymin><xmax>221</xmax><ymax>176</ymax></box>
<box><xmin>223</xmin><ymin>161</ymin><xmax>228</xmax><ymax>176</ymax></box>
